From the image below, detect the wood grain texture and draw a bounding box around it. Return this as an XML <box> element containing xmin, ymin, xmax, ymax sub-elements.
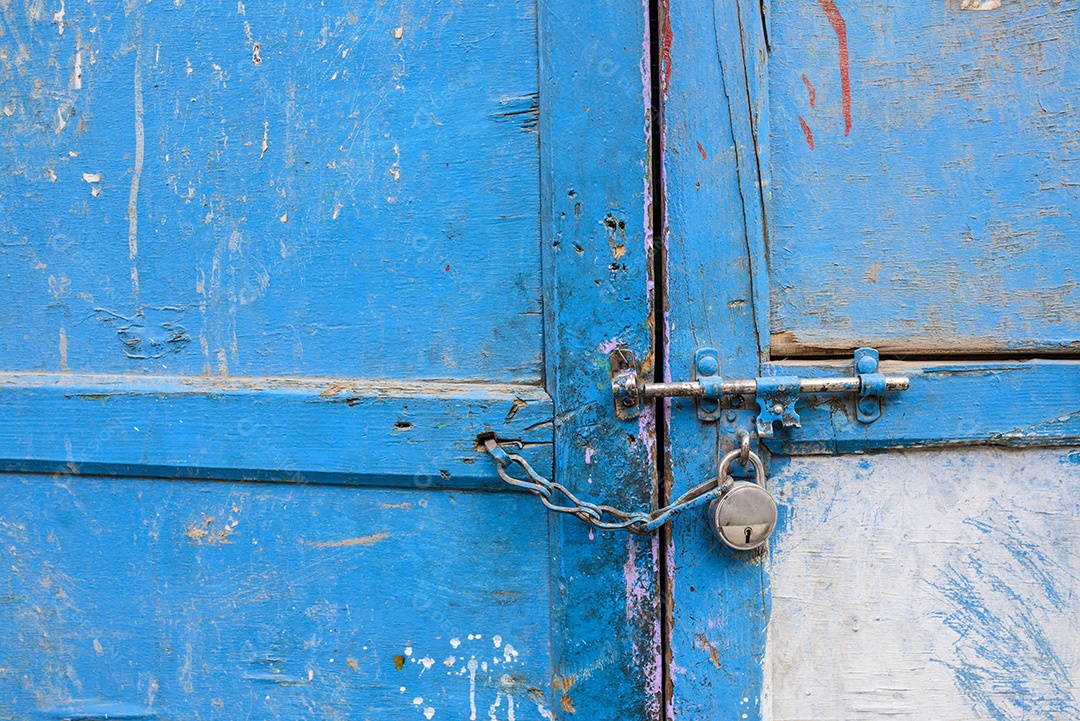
<box><xmin>660</xmin><ymin>0</ymin><xmax>771</xmax><ymax>717</ymax></box>
<box><xmin>762</xmin><ymin>359</ymin><xmax>1080</xmax><ymax>454</ymax></box>
<box><xmin>0</xmin><ymin>0</ymin><xmax>542</xmax><ymax>382</ymax></box>
<box><xmin>0</xmin><ymin>372</ymin><xmax>552</xmax><ymax>486</ymax></box>
<box><xmin>0</xmin><ymin>475</ymin><xmax>556</xmax><ymax>720</ymax></box>
<box><xmin>540</xmin><ymin>0</ymin><xmax>661</xmax><ymax>716</ymax></box>
<box><xmin>766</xmin><ymin>448</ymin><xmax>1080</xmax><ymax>720</ymax></box>
<box><xmin>768</xmin><ymin>0</ymin><xmax>1080</xmax><ymax>355</ymax></box>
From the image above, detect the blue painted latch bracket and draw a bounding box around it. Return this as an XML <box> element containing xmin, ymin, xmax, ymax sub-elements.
<box><xmin>854</xmin><ymin>347</ymin><xmax>887</xmax><ymax>423</ymax></box>
<box><xmin>620</xmin><ymin>347</ymin><xmax>910</xmax><ymax>435</ymax></box>
<box><xmin>754</xmin><ymin>376</ymin><xmax>802</xmax><ymax>438</ymax></box>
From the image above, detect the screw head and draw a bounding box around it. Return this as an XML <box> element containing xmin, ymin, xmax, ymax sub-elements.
<box><xmin>697</xmin><ymin>355</ymin><xmax>719</xmax><ymax>377</ymax></box>
<box><xmin>727</xmin><ymin>411</ymin><xmax>737</xmax><ymax>422</ymax></box>
<box><xmin>859</xmin><ymin>399</ymin><xmax>877</xmax><ymax>414</ymax></box>
<box><xmin>771</xmin><ymin>403</ymin><xmax>784</xmax><ymax>415</ymax></box>
<box><xmin>621</xmin><ymin>395</ymin><xmax>637</xmax><ymax>408</ymax></box>
<box><xmin>856</xmin><ymin>355</ymin><xmax>878</xmax><ymax>374</ymax></box>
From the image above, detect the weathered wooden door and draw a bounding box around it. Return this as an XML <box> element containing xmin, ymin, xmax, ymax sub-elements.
<box><xmin>0</xmin><ymin>1</ymin><xmax>665</xmax><ymax>718</ymax></box>
<box><xmin>660</xmin><ymin>1</ymin><xmax>1080</xmax><ymax>719</ymax></box>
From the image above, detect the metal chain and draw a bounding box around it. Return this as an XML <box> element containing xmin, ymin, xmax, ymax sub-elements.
<box><xmin>480</xmin><ymin>436</ymin><xmax>729</xmax><ymax>535</ymax></box>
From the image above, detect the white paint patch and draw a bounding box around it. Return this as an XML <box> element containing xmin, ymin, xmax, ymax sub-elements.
<box><xmin>83</xmin><ymin>173</ymin><xmax>101</xmax><ymax>183</ymax></box>
<box><xmin>71</xmin><ymin>49</ymin><xmax>82</xmax><ymax>89</ymax></box>
<box><xmin>443</xmin><ymin>656</ymin><xmax>455</xmax><ymax>667</ymax></box>
<box><xmin>404</xmin><ymin>647</ymin><xmax>413</xmax><ymax>657</ymax></box>
<box><xmin>450</xmin><ymin>638</ymin><xmax>461</xmax><ymax>649</ymax></box>
<box><xmin>492</xmin><ymin>635</ymin><xmax>502</xmax><ymax>649</ymax></box>
<box><xmin>418</xmin><ymin>656</ymin><xmax>435</xmax><ymax>674</ymax></box>
<box><xmin>413</xmin><ymin>697</ymin><xmax>423</xmax><ymax>705</ymax></box>
<box><xmin>127</xmin><ymin>42</ymin><xmax>145</xmax><ymax>297</ymax></box>
<box><xmin>502</xmin><ymin>644</ymin><xmax>518</xmax><ymax>663</ymax></box>
<box><xmin>959</xmin><ymin>0</ymin><xmax>1002</xmax><ymax>8</ymax></box>
<box><xmin>423</xmin><ymin>708</ymin><xmax>435</xmax><ymax>720</ymax></box>
<box><xmin>53</xmin><ymin>0</ymin><xmax>64</xmax><ymax>33</ymax></box>
<box><xmin>766</xmin><ymin>448</ymin><xmax>1080</xmax><ymax>720</ymax></box>
<box><xmin>58</xmin><ymin>327</ymin><xmax>68</xmax><ymax>371</ymax></box>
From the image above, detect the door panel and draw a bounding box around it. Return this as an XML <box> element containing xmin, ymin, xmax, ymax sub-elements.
<box><xmin>767</xmin><ymin>448</ymin><xmax>1080</xmax><ymax>720</ymax></box>
<box><xmin>0</xmin><ymin>476</ymin><xmax>553</xmax><ymax>719</ymax></box>
<box><xmin>0</xmin><ymin>0</ymin><xmax>661</xmax><ymax>718</ymax></box>
<box><xmin>0</xmin><ymin>0</ymin><xmax>541</xmax><ymax>381</ymax></box>
<box><xmin>660</xmin><ymin>0</ymin><xmax>1080</xmax><ymax>719</ymax></box>
<box><xmin>767</xmin><ymin>1</ymin><xmax>1080</xmax><ymax>356</ymax></box>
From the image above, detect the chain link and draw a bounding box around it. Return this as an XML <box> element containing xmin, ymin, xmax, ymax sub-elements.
<box><xmin>480</xmin><ymin>436</ymin><xmax>728</xmax><ymax>535</ymax></box>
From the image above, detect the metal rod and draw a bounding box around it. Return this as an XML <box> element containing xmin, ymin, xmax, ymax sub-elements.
<box><xmin>641</xmin><ymin>375</ymin><xmax>910</xmax><ymax>400</ymax></box>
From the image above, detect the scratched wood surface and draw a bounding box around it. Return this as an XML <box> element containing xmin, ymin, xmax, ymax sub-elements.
<box><xmin>768</xmin><ymin>0</ymin><xmax>1080</xmax><ymax>356</ymax></box>
<box><xmin>0</xmin><ymin>0</ymin><xmax>664</xmax><ymax>718</ymax></box>
<box><xmin>0</xmin><ymin>0</ymin><xmax>540</xmax><ymax>381</ymax></box>
<box><xmin>0</xmin><ymin>475</ymin><xmax>557</xmax><ymax>720</ymax></box>
<box><xmin>766</xmin><ymin>448</ymin><xmax>1080</xmax><ymax>720</ymax></box>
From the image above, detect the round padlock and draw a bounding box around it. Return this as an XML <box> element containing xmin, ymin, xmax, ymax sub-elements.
<box><xmin>707</xmin><ymin>448</ymin><xmax>777</xmax><ymax>551</ymax></box>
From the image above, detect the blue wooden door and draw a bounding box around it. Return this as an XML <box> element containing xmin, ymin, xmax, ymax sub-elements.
<box><xmin>0</xmin><ymin>1</ymin><xmax>664</xmax><ymax>719</ymax></box>
<box><xmin>660</xmin><ymin>1</ymin><xmax>1080</xmax><ymax>719</ymax></box>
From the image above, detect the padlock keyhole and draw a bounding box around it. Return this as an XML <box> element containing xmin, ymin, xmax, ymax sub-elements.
<box><xmin>744</xmin><ymin>527</ymin><xmax>752</xmax><ymax>544</ymax></box>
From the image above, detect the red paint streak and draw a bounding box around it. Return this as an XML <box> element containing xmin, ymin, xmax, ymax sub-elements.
<box><xmin>817</xmin><ymin>0</ymin><xmax>852</xmax><ymax>136</ymax></box>
<box><xmin>798</xmin><ymin>116</ymin><xmax>814</xmax><ymax>150</ymax></box>
<box><xmin>660</xmin><ymin>0</ymin><xmax>673</xmax><ymax>96</ymax></box>
<box><xmin>696</xmin><ymin>140</ymin><xmax>707</xmax><ymax>160</ymax></box>
<box><xmin>801</xmin><ymin>73</ymin><xmax>817</xmax><ymax>108</ymax></box>
<box><xmin>444</xmin><ymin>265</ymin><xmax>450</xmax><ymax>271</ymax></box>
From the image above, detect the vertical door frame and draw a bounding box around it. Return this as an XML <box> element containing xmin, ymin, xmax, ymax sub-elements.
<box><xmin>539</xmin><ymin>0</ymin><xmax>663</xmax><ymax>718</ymax></box>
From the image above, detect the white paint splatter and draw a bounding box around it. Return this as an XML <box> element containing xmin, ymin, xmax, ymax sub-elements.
<box><xmin>128</xmin><ymin>42</ymin><xmax>145</xmax><ymax>297</ymax></box>
<box><xmin>83</xmin><ymin>173</ymin><xmax>101</xmax><ymax>183</ymax></box>
<box><xmin>443</xmin><ymin>656</ymin><xmax>456</xmax><ymax>667</ymax></box>
<box><xmin>413</xmin><ymin>697</ymin><xmax>423</xmax><ymax>705</ymax></box>
<box><xmin>71</xmin><ymin>49</ymin><xmax>82</xmax><ymax>89</ymax></box>
<box><xmin>404</xmin><ymin>647</ymin><xmax>413</xmax><ymax>657</ymax></box>
<box><xmin>584</xmin><ymin>447</ymin><xmax>594</xmax><ymax>464</ymax></box>
<box><xmin>53</xmin><ymin>0</ymin><xmax>65</xmax><ymax>34</ymax></box>
<box><xmin>467</xmin><ymin>658</ymin><xmax>478</xmax><ymax>721</ymax></box>
<box><xmin>502</xmin><ymin>644</ymin><xmax>518</xmax><ymax>663</ymax></box>
<box><xmin>492</xmin><ymin>635</ymin><xmax>502</xmax><ymax>649</ymax></box>
<box><xmin>423</xmin><ymin>708</ymin><xmax>435</xmax><ymax>720</ymax></box>
<box><xmin>450</xmin><ymin>638</ymin><xmax>461</xmax><ymax>649</ymax></box>
<box><xmin>418</xmin><ymin>656</ymin><xmax>435</xmax><ymax>675</ymax></box>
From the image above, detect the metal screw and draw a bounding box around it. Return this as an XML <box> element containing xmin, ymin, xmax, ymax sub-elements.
<box><xmin>726</xmin><ymin>411</ymin><xmax>737</xmax><ymax>422</ymax></box>
<box><xmin>621</xmin><ymin>395</ymin><xmax>637</xmax><ymax>408</ymax></box>
<box><xmin>771</xmin><ymin>403</ymin><xmax>784</xmax><ymax>415</ymax></box>
<box><xmin>856</xmin><ymin>355</ymin><xmax>878</xmax><ymax>374</ymax></box>
<box><xmin>697</xmin><ymin>355</ymin><xmax>719</xmax><ymax>376</ymax></box>
<box><xmin>859</xmin><ymin>399</ymin><xmax>877</xmax><ymax>414</ymax></box>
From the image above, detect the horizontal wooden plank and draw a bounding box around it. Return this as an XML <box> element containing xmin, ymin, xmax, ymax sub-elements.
<box><xmin>0</xmin><ymin>373</ymin><xmax>552</xmax><ymax>486</ymax></box>
<box><xmin>761</xmin><ymin>359</ymin><xmax>1080</xmax><ymax>454</ymax></box>
<box><xmin>0</xmin><ymin>475</ymin><xmax>555</xmax><ymax>719</ymax></box>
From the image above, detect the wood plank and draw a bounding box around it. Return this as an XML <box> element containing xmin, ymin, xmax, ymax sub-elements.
<box><xmin>766</xmin><ymin>448</ymin><xmax>1080</xmax><ymax>720</ymax></box>
<box><xmin>767</xmin><ymin>1</ymin><xmax>1080</xmax><ymax>355</ymax></box>
<box><xmin>660</xmin><ymin>0</ymin><xmax>771</xmax><ymax>717</ymax></box>
<box><xmin>762</xmin><ymin>359</ymin><xmax>1080</xmax><ymax>454</ymax></box>
<box><xmin>0</xmin><ymin>0</ymin><xmax>542</xmax><ymax>383</ymax></box>
<box><xmin>0</xmin><ymin>373</ymin><xmax>552</xmax><ymax>487</ymax></box>
<box><xmin>0</xmin><ymin>474</ymin><xmax>555</xmax><ymax>719</ymax></box>
<box><xmin>540</xmin><ymin>0</ymin><xmax>661</xmax><ymax>715</ymax></box>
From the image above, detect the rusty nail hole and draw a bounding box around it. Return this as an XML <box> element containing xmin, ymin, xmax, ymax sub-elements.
<box><xmin>394</xmin><ymin>421</ymin><xmax>413</xmax><ymax>430</ymax></box>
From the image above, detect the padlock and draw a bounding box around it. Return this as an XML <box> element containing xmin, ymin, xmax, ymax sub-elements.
<box><xmin>707</xmin><ymin>448</ymin><xmax>777</xmax><ymax>551</ymax></box>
